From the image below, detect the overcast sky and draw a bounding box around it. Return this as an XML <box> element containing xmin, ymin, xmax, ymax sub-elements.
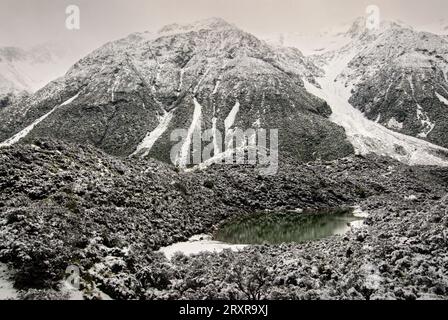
<box><xmin>1</xmin><ymin>0</ymin><xmax>447</xmax><ymax>54</ymax></box>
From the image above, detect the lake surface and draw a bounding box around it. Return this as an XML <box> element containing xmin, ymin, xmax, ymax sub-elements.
<box><xmin>214</xmin><ymin>208</ymin><xmax>363</xmax><ymax>245</ymax></box>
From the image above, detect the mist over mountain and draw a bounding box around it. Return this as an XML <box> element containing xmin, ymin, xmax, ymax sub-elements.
<box><xmin>0</xmin><ymin>43</ymin><xmax>78</xmax><ymax>111</ymax></box>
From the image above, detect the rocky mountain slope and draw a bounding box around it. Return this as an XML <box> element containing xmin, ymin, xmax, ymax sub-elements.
<box><xmin>300</xmin><ymin>18</ymin><xmax>448</xmax><ymax>166</ymax></box>
<box><xmin>312</xmin><ymin>18</ymin><xmax>448</xmax><ymax>149</ymax></box>
<box><xmin>0</xmin><ymin>18</ymin><xmax>353</xmax><ymax>164</ymax></box>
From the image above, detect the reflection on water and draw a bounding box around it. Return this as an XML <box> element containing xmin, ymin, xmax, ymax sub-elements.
<box><xmin>214</xmin><ymin>208</ymin><xmax>363</xmax><ymax>245</ymax></box>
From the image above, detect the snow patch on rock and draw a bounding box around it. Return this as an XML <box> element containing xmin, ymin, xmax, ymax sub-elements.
<box><xmin>353</xmin><ymin>206</ymin><xmax>369</xmax><ymax>219</ymax></box>
<box><xmin>387</xmin><ymin>117</ymin><xmax>404</xmax><ymax>130</ymax></box>
<box><xmin>416</xmin><ymin>104</ymin><xmax>435</xmax><ymax>138</ymax></box>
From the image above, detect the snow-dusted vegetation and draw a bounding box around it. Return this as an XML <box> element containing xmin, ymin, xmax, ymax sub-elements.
<box><xmin>1</xmin><ymin>10</ymin><xmax>448</xmax><ymax>301</ymax></box>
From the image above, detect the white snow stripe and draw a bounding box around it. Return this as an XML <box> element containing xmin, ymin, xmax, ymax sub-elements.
<box><xmin>224</xmin><ymin>101</ymin><xmax>240</xmax><ymax>131</ymax></box>
<box><xmin>111</xmin><ymin>76</ymin><xmax>120</xmax><ymax>102</ymax></box>
<box><xmin>177</xmin><ymin>69</ymin><xmax>185</xmax><ymax>94</ymax></box>
<box><xmin>178</xmin><ymin>97</ymin><xmax>202</xmax><ymax>168</ymax></box>
<box><xmin>436</xmin><ymin>92</ymin><xmax>448</xmax><ymax>105</ymax></box>
<box><xmin>131</xmin><ymin>111</ymin><xmax>174</xmax><ymax>158</ymax></box>
<box><xmin>0</xmin><ymin>93</ymin><xmax>80</xmax><ymax>148</ymax></box>
<box><xmin>212</xmin><ymin>80</ymin><xmax>221</xmax><ymax>94</ymax></box>
<box><xmin>212</xmin><ymin>117</ymin><xmax>220</xmax><ymax>155</ymax></box>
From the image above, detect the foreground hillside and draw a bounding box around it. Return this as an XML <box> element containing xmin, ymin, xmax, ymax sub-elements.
<box><xmin>0</xmin><ymin>140</ymin><xmax>447</xmax><ymax>299</ymax></box>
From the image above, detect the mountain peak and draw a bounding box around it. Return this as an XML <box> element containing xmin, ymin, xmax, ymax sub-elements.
<box><xmin>346</xmin><ymin>17</ymin><xmax>368</xmax><ymax>37</ymax></box>
<box><xmin>194</xmin><ymin>17</ymin><xmax>233</xmax><ymax>28</ymax></box>
<box><xmin>158</xmin><ymin>17</ymin><xmax>234</xmax><ymax>35</ymax></box>
<box><xmin>343</xmin><ymin>16</ymin><xmax>415</xmax><ymax>38</ymax></box>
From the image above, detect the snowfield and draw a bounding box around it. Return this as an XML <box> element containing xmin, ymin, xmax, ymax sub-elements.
<box><xmin>177</xmin><ymin>98</ymin><xmax>203</xmax><ymax>168</ymax></box>
<box><xmin>159</xmin><ymin>234</ymin><xmax>247</xmax><ymax>260</ymax></box>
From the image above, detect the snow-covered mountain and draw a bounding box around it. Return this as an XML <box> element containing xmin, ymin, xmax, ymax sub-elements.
<box><xmin>1</xmin><ymin>17</ymin><xmax>447</xmax><ymax>167</ymax></box>
<box><xmin>0</xmin><ymin>44</ymin><xmax>75</xmax><ymax>108</ymax></box>
<box><xmin>260</xmin><ymin>21</ymin><xmax>354</xmax><ymax>56</ymax></box>
<box><xmin>0</xmin><ymin>18</ymin><xmax>353</xmax><ymax>164</ymax></box>
<box><xmin>301</xmin><ymin>18</ymin><xmax>448</xmax><ymax>165</ymax></box>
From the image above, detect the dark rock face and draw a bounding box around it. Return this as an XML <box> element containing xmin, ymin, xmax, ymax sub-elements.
<box><xmin>0</xmin><ymin>92</ymin><xmax>29</xmax><ymax>110</ymax></box>
<box><xmin>351</xmin><ymin>66</ymin><xmax>448</xmax><ymax>147</ymax></box>
<box><xmin>0</xmin><ymin>94</ymin><xmax>11</xmax><ymax>109</ymax></box>
<box><xmin>0</xmin><ymin>140</ymin><xmax>447</xmax><ymax>299</ymax></box>
<box><xmin>346</xmin><ymin>27</ymin><xmax>448</xmax><ymax>147</ymax></box>
<box><xmin>0</xmin><ymin>19</ymin><xmax>353</xmax><ymax>163</ymax></box>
